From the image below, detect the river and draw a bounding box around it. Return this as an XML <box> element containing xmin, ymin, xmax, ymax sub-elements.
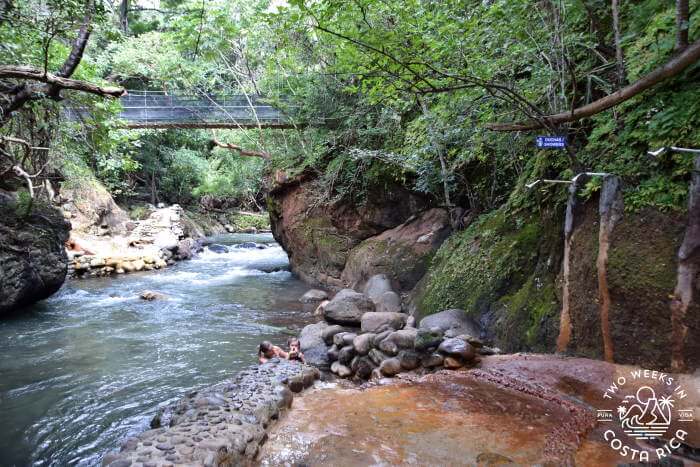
<box><xmin>0</xmin><ymin>234</ymin><xmax>312</xmax><ymax>466</ymax></box>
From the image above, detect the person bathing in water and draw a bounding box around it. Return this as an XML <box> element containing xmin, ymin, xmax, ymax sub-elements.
<box><xmin>287</xmin><ymin>337</ymin><xmax>305</xmax><ymax>363</ymax></box>
<box><xmin>258</xmin><ymin>341</ymin><xmax>288</xmax><ymax>363</ymax></box>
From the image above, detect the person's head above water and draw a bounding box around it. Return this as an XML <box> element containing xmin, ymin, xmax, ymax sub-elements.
<box><xmin>287</xmin><ymin>337</ymin><xmax>300</xmax><ymax>352</ymax></box>
<box><xmin>259</xmin><ymin>341</ymin><xmax>273</xmax><ymax>356</ymax></box>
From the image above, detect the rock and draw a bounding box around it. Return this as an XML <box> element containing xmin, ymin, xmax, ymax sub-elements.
<box><xmin>375</xmin><ymin>291</ymin><xmax>402</xmax><ymax>313</ymax></box>
<box><xmin>363</xmin><ymin>274</ymin><xmax>394</xmax><ymax>302</ymax></box>
<box><xmin>341</xmin><ymin>208</ymin><xmax>452</xmax><ymax>291</ymax></box>
<box><xmin>244</xmin><ymin>227</ymin><xmax>258</xmax><ymax>234</ymax></box>
<box><xmin>0</xmin><ymin>201</ymin><xmax>70</xmax><ymax>315</ymax></box>
<box><xmin>405</xmin><ymin>315</ymin><xmax>416</xmax><ymax>328</ymax></box>
<box><xmin>321</xmin><ymin>325</ymin><xmax>347</xmax><ymax>345</ymax></box>
<box><xmin>368</xmin><ymin>348</ymin><xmax>389</xmax><ymax>366</ymax></box>
<box><xmin>373</xmin><ymin>330</ymin><xmax>393</xmax><ymax>347</ymax></box>
<box><xmin>338</xmin><ymin>345</ymin><xmax>356</xmax><ymax>365</ymax></box>
<box><xmin>323</xmin><ymin>289</ymin><xmax>375</xmax><ymax>325</ymax></box>
<box><xmin>438</xmin><ymin>338</ymin><xmax>476</xmax><ymax>361</ymax></box>
<box><xmin>299</xmin><ymin>321</ymin><xmax>331</xmax><ymax>370</ymax></box>
<box><xmin>153</xmin><ymin>230</ymin><xmax>179</xmax><ymax>250</ymax></box>
<box><xmin>399</xmin><ymin>350</ymin><xmax>421</xmax><ymax>370</ymax></box>
<box><xmin>385</xmin><ymin>328</ymin><xmax>417</xmax><ymax>349</ymax></box>
<box><xmin>224</xmin><ymin>224</ymin><xmax>235</xmax><ymax>233</ymax></box>
<box><xmin>341</xmin><ymin>333</ymin><xmax>357</xmax><ymax>346</ymax></box>
<box><xmin>287</xmin><ymin>375</ymin><xmax>304</xmax><ymax>393</ymax></box>
<box><xmin>333</xmin><ymin>332</ymin><xmax>350</xmax><ymax>347</ymax></box>
<box><xmin>443</xmin><ymin>356</ymin><xmax>463</xmax><ymax>369</ymax></box>
<box><xmin>352</xmin><ymin>333</ymin><xmax>375</xmax><ymax>355</ymax></box>
<box><xmin>268</xmin><ymin>180</ymin><xmax>432</xmax><ymax>290</ymax></box>
<box><xmin>236</xmin><ymin>242</ymin><xmax>258</xmax><ymax>249</ymax></box>
<box><xmin>360</xmin><ymin>312</ymin><xmax>407</xmax><ymax>333</ymax></box>
<box><xmin>414</xmin><ymin>328</ymin><xmax>444</xmax><ymax>351</ymax></box>
<box><xmin>327</xmin><ymin>344</ymin><xmax>339</xmax><ymax>362</ymax></box>
<box><xmin>207</xmin><ymin>244</ymin><xmax>229</xmax><ymax>254</ymax></box>
<box><xmin>312</xmin><ymin>299</ymin><xmax>329</xmax><ymax>317</ymax></box>
<box><xmin>421</xmin><ymin>353</ymin><xmax>444</xmax><ymax>368</ymax></box>
<box><xmin>176</xmin><ymin>239</ymin><xmax>194</xmax><ymax>260</ymax></box>
<box><xmin>300</xmin><ymin>289</ymin><xmax>329</xmax><ymax>304</ymax></box>
<box><xmin>331</xmin><ymin>361</ymin><xmax>352</xmax><ymax>378</ymax></box>
<box><xmin>455</xmin><ymin>334</ymin><xmax>484</xmax><ymax>348</ymax></box>
<box><xmin>89</xmin><ymin>257</ymin><xmax>106</xmax><ymax>267</ymax></box>
<box><xmin>379</xmin><ymin>357</ymin><xmax>402</xmax><ymax>376</ymax></box>
<box><xmin>353</xmin><ymin>357</ymin><xmax>374</xmax><ymax>379</ymax></box>
<box><xmin>477</xmin><ymin>346</ymin><xmax>501</xmax><ymax>356</ymax></box>
<box><xmin>370</xmin><ymin>368</ymin><xmax>383</xmax><ymax>381</ymax></box>
<box><xmin>132</xmin><ymin>259</ymin><xmax>145</xmax><ymax>271</ymax></box>
<box><xmin>418</xmin><ymin>309</ymin><xmax>481</xmax><ymax>338</ymax></box>
<box><xmin>377</xmin><ymin>338</ymin><xmax>398</xmax><ymax>356</ymax></box>
<box><xmin>139</xmin><ymin>290</ymin><xmax>165</xmax><ymax>301</ymax></box>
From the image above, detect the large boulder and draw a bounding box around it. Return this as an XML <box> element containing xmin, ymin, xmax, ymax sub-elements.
<box><xmin>419</xmin><ymin>309</ymin><xmax>481</xmax><ymax>338</ymax></box>
<box><xmin>341</xmin><ymin>208</ymin><xmax>452</xmax><ymax>291</ymax></box>
<box><xmin>299</xmin><ymin>321</ymin><xmax>331</xmax><ymax>370</ymax></box>
<box><xmin>268</xmin><ymin>175</ymin><xmax>434</xmax><ymax>288</ymax></box>
<box><xmin>0</xmin><ymin>200</ymin><xmax>70</xmax><ymax>314</ymax></box>
<box><xmin>323</xmin><ymin>289</ymin><xmax>375</xmax><ymax>325</ymax></box>
<box><xmin>363</xmin><ymin>274</ymin><xmax>394</xmax><ymax>302</ymax></box>
<box><xmin>375</xmin><ymin>291</ymin><xmax>402</xmax><ymax>314</ymax></box>
<box><xmin>361</xmin><ymin>312</ymin><xmax>407</xmax><ymax>333</ymax></box>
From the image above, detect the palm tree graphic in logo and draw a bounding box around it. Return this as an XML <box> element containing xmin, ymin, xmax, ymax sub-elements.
<box><xmin>617</xmin><ymin>386</ymin><xmax>674</xmax><ymax>439</ymax></box>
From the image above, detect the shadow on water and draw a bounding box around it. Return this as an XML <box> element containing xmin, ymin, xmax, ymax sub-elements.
<box><xmin>0</xmin><ymin>234</ymin><xmax>312</xmax><ymax>466</ymax></box>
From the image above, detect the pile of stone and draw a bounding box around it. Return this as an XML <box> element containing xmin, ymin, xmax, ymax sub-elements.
<box><xmin>298</xmin><ymin>274</ymin><xmax>499</xmax><ymax>380</ymax></box>
<box><xmin>103</xmin><ymin>360</ymin><xmax>319</xmax><ymax>467</ymax></box>
<box><xmin>69</xmin><ymin>204</ymin><xmax>201</xmax><ymax>278</ymax></box>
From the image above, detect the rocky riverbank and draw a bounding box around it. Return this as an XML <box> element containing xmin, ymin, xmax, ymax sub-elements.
<box><xmin>297</xmin><ymin>274</ymin><xmax>497</xmax><ymax>380</ymax></box>
<box><xmin>102</xmin><ymin>360</ymin><xmax>320</xmax><ymax>467</ymax></box>
<box><xmin>67</xmin><ymin>204</ymin><xmax>201</xmax><ymax>278</ymax></box>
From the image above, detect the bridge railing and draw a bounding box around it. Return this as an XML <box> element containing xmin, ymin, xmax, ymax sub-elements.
<box><xmin>66</xmin><ymin>90</ymin><xmax>294</xmax><ymax>127</ymax></box>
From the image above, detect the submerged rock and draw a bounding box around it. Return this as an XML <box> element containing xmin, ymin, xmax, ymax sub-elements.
<box><xmin>206</xmin><ymin>244</ymin><xmax>229</xmax><ymax>254</ymax></box>
<box><xmin>139</xmin><ymin>290</ymin><xmax>166</xmax><ymax>301</ymax></box>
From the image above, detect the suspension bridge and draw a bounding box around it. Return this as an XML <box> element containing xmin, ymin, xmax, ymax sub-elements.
<box><xmin>69</xmin><ymin>90</ymin><xmax>296</xmax><ymax>129</ymax></box>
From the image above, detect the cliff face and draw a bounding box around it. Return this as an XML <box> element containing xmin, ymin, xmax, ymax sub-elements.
<box><xmin>415</xmin><ymin>198</ymin><xmax>698</xmax><ymax>372</ymax></box>
<box><xmin>267</xmin><ymin>175</ymin><xmax>450</xmax><ymax>292</ymax></box>
<box><xmin>270</xmin><ymin>174</ymin><xmax>698</xmax><ymax>371</ymax></box>
<box><xmin>0</xmin><ymin>197</ymin><xmax>71</xmax><ymax>315</ymax></box>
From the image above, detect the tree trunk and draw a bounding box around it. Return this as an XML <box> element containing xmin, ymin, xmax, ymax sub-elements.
<box><xmin>611</xmin><ymin>0</ymin><xmax>626</xmax><ymax>87</ymax></box>
<box><xmin>120</xmin><ymin>0</ymin><xmax>129</xmax><ymax>33</ymax></box>
<box><xmin>676</xmin><ymin>0</ymin><xmax>689</xmax><ymax>52</ymax></box>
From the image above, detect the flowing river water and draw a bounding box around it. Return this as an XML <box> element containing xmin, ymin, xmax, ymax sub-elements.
<box><xmin>0</xmin><ymin>234</ymin><xmax>312</xmax><ymax>466</ymax></box>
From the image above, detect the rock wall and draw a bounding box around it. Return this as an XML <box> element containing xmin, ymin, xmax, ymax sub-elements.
<box><xmin>414</xmin><ymin>197</ymin><xmax>698</xmax><ymax>371</ymax></box>
<box><xmin>0</xmin><ymin>196</ymin><xmax>70</xmax><ymax>315</ymax></box>
<box><xmin>267</xmin><ymin>175</ymin><xmax>449</xmax><ymax>291</ymax></box>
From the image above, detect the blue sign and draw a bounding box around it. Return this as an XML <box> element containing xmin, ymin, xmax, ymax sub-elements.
<box><xmin>536</xmin><ymin>136</ymin><xmax>567</xmax><ymax>148</ymax></box>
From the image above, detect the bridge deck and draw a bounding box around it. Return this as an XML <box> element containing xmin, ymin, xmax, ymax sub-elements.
<box><xmin>70</xmin><ymin>91</ymin><xmax>296</xmax><ymax>129</ymax></box>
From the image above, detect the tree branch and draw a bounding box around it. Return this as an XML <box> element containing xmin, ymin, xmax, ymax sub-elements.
<box><xmin>210</xmin><ymin>139</ymin><xmax>270</xmax><ymax>160</ymax></box>
<box><xmin>487</xmin><ymin>39</ymin><xmax>700</xmax><ymax>131</ymax></box>
<box><xmin>0</xmin><ymin>66</ymin><xmax>126</xmax><ymax>98</ymax></box>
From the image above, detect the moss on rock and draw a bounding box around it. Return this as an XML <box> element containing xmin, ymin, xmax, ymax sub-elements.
<box><xmin>414</xmin><ymin>206</ymin><xmax>562</xmax><ymax>352</ymax></box>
